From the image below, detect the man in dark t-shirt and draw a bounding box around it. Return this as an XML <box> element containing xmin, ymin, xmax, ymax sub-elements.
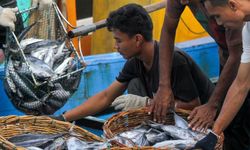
<box><xmin>51</xmin><ymin>3</ymin><xmax>214</xmax><ymax>122</ymax></box>
<box><xmin>114</xmin><ymin>42</ymin><xmax>214</xmax><ymax>110</ymax></box>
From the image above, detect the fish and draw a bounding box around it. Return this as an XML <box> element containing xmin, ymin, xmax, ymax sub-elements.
<box><xmin>8</xmin><ymin>58</ymin><xmax>39</xmax><ymax>100</ymax></box>
<box><xmin>20</xmin><ymin>38</ymin><xmax>43</xmax><ymax>50</ymax></box>
<box><xmin>66</xmin><ymin>137</ymin><xmax>109</xmax><ymax>150</ymax></box>
<box><xmin>54</xmin><ymin>57</ymin><xmax>74</xmax><ymax>75</ymax></box>
<box><xmin>4</xmin><ymin>59</ymin><xmax>17</xmax><ymax>93</ymax></box>
<box><xmin>4</xmin><ymin>36</ymin><xmax>81</xmax><ymax>115</ymax></box>
<box><xmin>43</xmin><ymin>47</ymin><xmax>55</xmax><ymax>68</ymax></box>
<box><xmin>8</xmin><ymin>133</ymin><xmax>66</xmax><ymax>148</ymax></box>
<box><xmin>146</xmin><ymin>130</ymin><xmax>172</xmax><ymax>145</ymax></box>
<box><xmin>26</xmin><ymin>56</ymin><xmax>55</xmax><ymax>81</ymax></box>
<box><xmin>51</xmin><ymin>83</ymin><xmax>71</xmax><ymax>100</ymax></box>
<box><xmin>26</xmin><ymin>147</ymin><xmax>43</xmax><ymax>150</ymax></box>
<box><xmin>153</xmin><ymin>139</ymin><xmax>196</xmax><ymax>149</ymax></box>
<box><xmin>44</xmin><ymin>137</ymin><xmax>66</xmax><ymax>150</ymax></box>
<box><xmin>22</xmin><ymin>40</ymin><xmax>59</xmax><ymax>54</ymax></box>
<box><xmin>160</xmin><ymin>125</ymin><xmax>196</xmax><ymax>140</ymax></box>
<box><xmin>54</xmin><ymin>41</ymin><xmax>66</xmax><ymax>60</ymax></box>
<box><xmin>118</xmin><ymin>129</ymin><xmax>150</xmax><ymax>146</ymax></box>
<box><xmin>59</xmin><ymin>62</ymin><xmax>82</xmax><ymax>92</ymax></box>
<box><xmin>174</xmin><ymin>112</ymin><xmax>189</xmax><ymax>129</ymax></box>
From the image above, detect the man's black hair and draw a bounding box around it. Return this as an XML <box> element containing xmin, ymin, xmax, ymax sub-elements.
<box><xmin>107</xmin><ymin>3</ymin><xmax>153</xmax><ymax>41</ymax></box>
<box><xmin>201</xmin><ymin>0</ymin><xmax>228</xmax><ymax>6</ymax></box>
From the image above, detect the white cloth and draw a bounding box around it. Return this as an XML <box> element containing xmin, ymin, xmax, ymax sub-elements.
<box><xmin>0</xmin><ymin>6</ymin><xmax>18</xmax><ymax>31</ymax></box>
<box><xmin>111</xmin><ymin>94</ymin><xmax>148</xmax><ymax>111</ymax></box>
<box><xmin>241</xmin><ymin>22</ymin><xmax>250</xmax><ymax>63</ymax></box>
<box><xmin>32</xmin><ymin>0</ymin><xmax>53</xmax><ymax>10</ymax></box>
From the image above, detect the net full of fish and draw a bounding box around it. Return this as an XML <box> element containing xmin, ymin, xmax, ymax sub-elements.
<box><xmin>7</xmin><ymin>132</ymin><xmax>111</xmax><ymax>150</ymax></box>
<box><xmin>4</xmin><ymin>37</ymin><xmax>82</xmax><ymax>115</ymax></box>
<box><xmin>112</xmin><ymin>113</ymin><xmax>207</xmax><ymax>149</ymax></box>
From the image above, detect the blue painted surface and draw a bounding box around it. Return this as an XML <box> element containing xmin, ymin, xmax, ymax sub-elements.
<box><xmin>0</xmin><ymin>38</ymin><xmax>219</xmax><ymax>135</ymax></box>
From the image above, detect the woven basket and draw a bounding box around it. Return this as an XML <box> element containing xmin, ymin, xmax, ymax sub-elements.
<box><xmin>0</xmin><ymin>115</ymin><xmax>104</xmax><ymax>150</ymax></box>
<box><xmin>103</xmin><ymin>107</ymin><xmax>224</xmax><ymax>150</ymax></box>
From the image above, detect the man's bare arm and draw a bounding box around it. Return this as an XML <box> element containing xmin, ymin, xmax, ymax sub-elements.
<box><xmin>149</xmin><ymin>7</ymin><xmax>180</xmax><ymax>123</ymax></box>
<box><xmin>213</xmin><ymin>63</ymin><xmax>250</xmax><ymax>135</ymax></box>
<box><xmin>64</xmin><ymin>81</ymin><xmax>127</xmax><ymax>121</ymax></box>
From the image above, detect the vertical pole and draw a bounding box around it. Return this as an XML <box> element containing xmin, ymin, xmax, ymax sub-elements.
<box><xmin>66</xmin><ymin>0</ymin><xmax>78</xmax><ymax>51</ymax></box>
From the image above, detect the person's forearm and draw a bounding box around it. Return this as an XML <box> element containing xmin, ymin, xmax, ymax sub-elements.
<box><xmin>213</xmin><ymin>76</ymin><xmax>249</xmax><ymax>135</ymax></box>
<box><xmin>158</xmin><ymin>17</ymin><xmax>176</xmax><ymax>89</ymax></box>
<box><xmin>213</xmin><ymin>63</ymin><xmax>250</xmax><ymax>135</ymax></box>
<box><xmin>63</xmin><ymin>92</ymin><xmax>112</xmax><ymax>121</ymax></box>
<box><xmin>208</xmin><ymin>53</ymin><xmax>241</xmax><ymax>107</ymax></box>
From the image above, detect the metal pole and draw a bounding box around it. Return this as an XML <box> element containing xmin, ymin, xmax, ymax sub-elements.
<box><xmin>67</xmin><ymin>1</ymin><xmax>166</xmax><ymax>38</ymax></box>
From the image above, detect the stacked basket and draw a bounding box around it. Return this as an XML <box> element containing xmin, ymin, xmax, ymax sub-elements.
<box><xmin>103</xmin><ymin>107</ymin><xmax>224</xmax><ymax>150</ymax></box>
<box><xmin>0</xmin><ymin>115</ymin><xmax>104</xmax><ymax>150</ymax></box>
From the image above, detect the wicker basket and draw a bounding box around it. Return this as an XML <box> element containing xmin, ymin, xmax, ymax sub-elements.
<box><xmin>0</xmin><ymin>115</ymin><xmax>104</xmax><ymax>150</ymax></box>
<box><xmin>103</xmin><ymin>107</ymin><xmax>224</xmax><ymax>150</ymax></box>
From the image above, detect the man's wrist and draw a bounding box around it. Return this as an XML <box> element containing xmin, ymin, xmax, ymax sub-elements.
<box><xmin>207</xmin><ymin>100</ymin><xmax>219</xmax><ymax>109</ymax></box>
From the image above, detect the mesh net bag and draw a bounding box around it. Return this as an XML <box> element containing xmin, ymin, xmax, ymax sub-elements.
<box><xmin>3</xmin><ymin>3</ymin><xmax>85</xmax><ymax>115</ymax></box>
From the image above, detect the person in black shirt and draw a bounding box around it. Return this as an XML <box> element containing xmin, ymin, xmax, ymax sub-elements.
<box><xmin>50</xmin><ymin>3</ymin><xmax>214</xmax><ymax>122</ymax></box>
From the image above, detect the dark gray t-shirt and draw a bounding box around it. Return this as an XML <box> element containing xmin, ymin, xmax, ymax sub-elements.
<box><xmin>116</xmin><ymin>41</ymin><xmax>214</xmax><ymax>104</ymax></box>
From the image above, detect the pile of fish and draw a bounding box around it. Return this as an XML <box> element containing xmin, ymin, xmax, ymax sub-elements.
<box><xmin>7</xmin><ymin>132</ymin><xmax>110</xmax><ymax>150</ymax></box>
<box><xmin>112</xmin><ymin>113</ymin><xmax>208</xmax><ymax>149</ymax></box>
<box><xmin>4</xmin><ymin>38</ymin><xmax>82</xmax><ymax>115</ymax></box>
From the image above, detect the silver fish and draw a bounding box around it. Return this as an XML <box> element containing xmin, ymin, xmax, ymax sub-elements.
<box><xmin>30</xmin><ymin>47</ymin><xmax>50</xmax><ymax>60</ymax></box>
<box><xmin>54</xmin><ymin>41</ymin><xmax>66</xmax><ymax>60</ymax></box>
<box><xmin>174</xmin><ymin>112</ymin><xmax>189</xmax><ymax>129</ymax></box>
<box><xmin>43</xmin><ymin>47</ymin><xmax>55</xmax><ymax>68</ymax></box>
<box><xmin>23</xmin><ymin>40</ymin><xmax>59</xmax><ymax>54</ymax></box>
<box><xmin>20</xmin><ymin>38</ymin><xmax>43</xmax><ymax>50</ymax></box>
<box><xmin>66</xmin><ymin>137</ymin><xmax>108</xmax><ymax>150</ymax></box>
<box><xmin>27</xmin><ymin>147</ymin><xmax>43</xmax><ymax>150</ymax></box>
<box><xmin>118</xmin><ymin>130</ymin><xmax>150</xmax><ymax>146</ymax></box>
<box><xmin>54</xmin><ymin>57</ymin><xmax>74</xmax><ymax>75</ymax></box>
<box><xmin>44</xmin><ymin>137</ymin><xmax>66</xmax><ymax>150</ymax></box>
<box><xmin>8</xmin><ymin>133</ymin><xmax>65</xmax><ymax>148</ymax></box>
<box><xmin>160</xmin><ymin>125</ymin><xmax>196</xmax><ymax>140</ymax></box>
<box><xmin>27</xmin><ymin>56</ymin><xmax>55</xmax><ymax>81</ymax></box>
<box><xmin>146</xmin><ymin>130</ymin><xmax>171</xmax><ymax>145</ymax></box>
<box><xmin>153</xmin><ymin>139</ymin><xmax>196</xmax><ymax>149</ymax></box>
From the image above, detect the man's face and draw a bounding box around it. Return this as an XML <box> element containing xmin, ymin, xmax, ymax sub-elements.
<box><xmin>112</xmin><ymin>29</ymin><xmax>140</xmax><ymax>59</ymax></box>
<box><xmin>204</xmin><ymin>0</ymin><xmax>244</xmax><ymax>29</ymax></box>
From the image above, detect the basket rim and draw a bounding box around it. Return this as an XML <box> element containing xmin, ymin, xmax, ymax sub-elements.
<box><xmin>102</xmin><ymin>107</ymin><xmax>224</xmax><ymax>150</ymax></box>
<box><xmin>0</xmin><ymin>115</ymin><xmax>103</xmax><ymax>150</ymax></box>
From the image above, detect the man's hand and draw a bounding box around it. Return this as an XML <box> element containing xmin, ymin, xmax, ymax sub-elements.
<box><xmin>0</xmin><ymin>7</ymin><xmax>18</xmax><ymax>31</ymax></box>
<box><xmin>111</xmin><ymin>94</ymin><xmax>149</xmax><ymax>111</ymax></box>
<box><xmin>32</xmin><ymin>0</ymin><xmax>53</xmax><ymax>10</ymax></box>
<box><xmin>149</xmin><ymin>88</ymin><xmax>174</xmax><ymax>123</ymax></box>
<box><xmin>190</xmin><ymin>131</ymin><xmax>218</xmax><ymax>150</ymax></box>
<box><xmin>188</xmin><ymin>103</ymin><xmax>217</xmax><ymax>131</ymax></box>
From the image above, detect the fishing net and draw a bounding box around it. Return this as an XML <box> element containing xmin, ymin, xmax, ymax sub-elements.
<box><xmin>3</xmin><ymin>2</ymin><xmax>86</xmax><ymax>115</ymax></box>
